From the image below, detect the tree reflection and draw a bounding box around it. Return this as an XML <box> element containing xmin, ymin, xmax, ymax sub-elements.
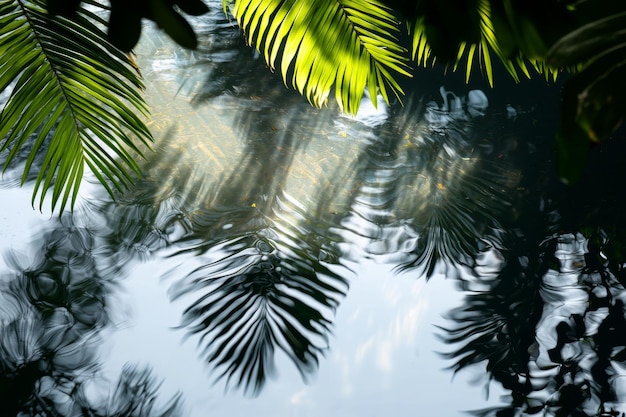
<box><xmin>0</xmin><ymin>215</ymin><xmax>183</xmax><ymax>416</ymax></box>
<box><xmin>331</xmin><ymin>88</ymin><xmax>520</xmax><ymax>278</ymax></box>
<box><xmin>170</xmin><ymin>224</ymin><xmax>348</xmax><ymax>395</ymax></box>
<box><xmin>87</xmin><ymin>12</ymin><xmax>539</xmax><ymax>394</ymax></box>
<box><xmin>79</xmin><ymin>10</ymin><xmax>362</xmax><ymax>395</ymax></box>
<box><xmin>165</xmin><ymin>107</ymin><xmax>352</xmax><ymax>395</ymax></box>
<box><xmin>9</xmin><ymin>2</ymin><xmax>626</xmax><ymax>408</ymax></box>
<box><xmin>439</xmin><ymin>137</ymin><xmax>626</xmax><ymax>416</ymax></box>
<box><xmin>98</xmin><ymin>120</ymin><xmax>352</xmax><ymax>394</ymax></box>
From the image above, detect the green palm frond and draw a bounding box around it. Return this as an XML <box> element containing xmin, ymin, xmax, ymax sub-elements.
<box><xmin>0</xmin><ymin>0</ymin><xmax>151</xmax><ymax>212</ymax></box>
<box><xmin>410</xmin><ymin>0</ymin><xmax>560</xmax><ymax>86</ymax></box>
<box><xmin>224</xmin><ymin>0</ymin><xmax>411</xmax><ymax>114</ymax></box>
<box><xmin>455</xmin><ymin>0</ymin><xmax>499</xmax><ymax>86</ymax></box>
<box><xmin>408</xmin><ymin>16</ymin><xmax>434</xmax><ymax>68</ymax></box>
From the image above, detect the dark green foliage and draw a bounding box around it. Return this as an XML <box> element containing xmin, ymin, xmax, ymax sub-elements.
<box><xmin>420</xmin><ymin>0</ymin><xmax>483</xmax><ymax>62</ymax></box>
<box><xmin>548</xmin><ymin>11</ymin><xmax>626</xmax><ymax>183</ymax></box>
<box><xmin>47</xmin><ymin>0</ymin><xmax>210</xmax><ymax>51</ymax></box>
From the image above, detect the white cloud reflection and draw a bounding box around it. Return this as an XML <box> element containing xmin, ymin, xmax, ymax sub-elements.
<box><xmin>348</xmin><ymin>277</ymin><xmax>428</xmax><ymax>376</ymax></box>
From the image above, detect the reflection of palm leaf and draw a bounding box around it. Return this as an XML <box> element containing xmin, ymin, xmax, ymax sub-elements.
<box><xmin>224</xmin><ymin>0</ymin><xmax>410</xmax><ymax>113</ymax></box>
<box><xmin>0</xmin><ymin>0</ymin><xmax>150</xmax><ymax>211</ymax></box>
<box><xmin>395</xmin><ymin>127</ymin><xmax>511</xmax><ymax>277</ymax></box>
<box><xmin>0</xmin><ymin>218</ymin><xmax>183</xmax><ymax>416</ymax></box>
<box><xmin>107</xmin><ymin>365</ymin><xmax>183</xmax><ymax>417</ymax></box>
<box><xmin>171</xmin><ymin>226</ymin><xmax>348</xmax><ymax>395</ymax></box>
<box><xmin>439</xmin><ymin>235</ymin><xmax>553</xmax><ymax>397</ymax></box>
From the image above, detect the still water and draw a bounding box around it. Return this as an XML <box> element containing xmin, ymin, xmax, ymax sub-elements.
<box><xmin>3</xmin><ymin>4</ymin><xmax>626</xmax><ymax>417</ymax></box>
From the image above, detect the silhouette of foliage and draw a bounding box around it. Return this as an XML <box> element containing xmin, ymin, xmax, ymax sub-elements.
<box><xmin>440</xmin><ymin>135</ymin><xmax>626</xmax><ymax>417</ymax></box>
<box><xmin>171</xmin><ymin>225</ymin><xmax>348</xmax><ymax>395</ymax></box>
<box><xmin>0</xmin><ymin>216</ymin><xmax>183</xmax><ymax>417</ymax></box>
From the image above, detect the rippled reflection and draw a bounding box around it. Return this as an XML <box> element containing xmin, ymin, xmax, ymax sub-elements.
<box><xmin>170</xmin><ymin>220</ymin><xmax>348</xmax><ymax>395</ymax></box>
<box><xmin>8</xmin><ymin>2</ymin><xmax>626</xmax><ymax>412</ymax></box>
<box><xmin>440</xmin><ymin>137</ymin><xmax>626</xmax><ymax>416</ymax></box>
<box><xmin>70</xmin><ymin>5</ymin><xmax>543</xmax><ymax>395</ymax></box>
<box><xmin>336</xmin><ymin>88</ymin><xmax>517</xmax><ymax>278</ymax></box>
<box><xmin>0</xmin><ymin>216</ymin><xmax>183</xmax><ymax>416</ymax></box>
<box><xmin>448</xmin><ymin>233</ymin><xmax>626</xmax><ymax>417</ymax></box>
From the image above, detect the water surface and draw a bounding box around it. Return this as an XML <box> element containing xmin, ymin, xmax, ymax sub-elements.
<box><xmin>3</xmin><ymin>5</ymin><xmax>626</xmax><ymax>417</ymax></box>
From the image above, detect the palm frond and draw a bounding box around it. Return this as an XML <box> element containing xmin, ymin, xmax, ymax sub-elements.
<box><xmin>408</xmin><ymin>16</ymin><xmax>434</xmax><ymax>67</ymax></box>
<box><xmin>224</xmin><ymin>0</ymin><xmax>411</xmax><ymax>114</ymax></box>
<box><xmin>409</xmin><ymin>0</ymin><xmax>560</xmax><ymax>86</ymax></box>
<box><xmin>0</xmin><ymin>0</ymin><xmax>151</xmax><ymax>212</ymax></box>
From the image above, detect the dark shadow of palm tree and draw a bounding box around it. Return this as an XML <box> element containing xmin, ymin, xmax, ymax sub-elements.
<box><xmin>0</xmin><ymin>214</ymin><xmax>183</xmax><ymax>416</ymax></box>
<box><xmin>439</xmin><ymin>133</ymin><xmax>626</xmax><ymax>417</ymax></box>
<box><xmin>96</xmin><ymin>129</ymin><xmax>353</xmax><ymax>395</ymax></box>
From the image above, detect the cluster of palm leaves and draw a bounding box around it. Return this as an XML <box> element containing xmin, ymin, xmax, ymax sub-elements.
<box><xmin>210</xmin><ymin>0</ymin><xmax>626</xmax><ymax>186</ymax></box>
<box><xmin>1</xmin><ymin>0</ymin><xmax>625</xmax><ymax>211</ymax></box>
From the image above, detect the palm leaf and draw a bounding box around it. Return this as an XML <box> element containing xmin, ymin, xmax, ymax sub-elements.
<box><xmin>224</xmin><ymin>0</ymin><xmax>411</xmax><ymax>114</ymax></box>
<box><xmin>408</xmin><ymin>16</ymin><xmax>434</xmax><ymax>68</ymax></box>
<box><xmin>409</xmin><ymin>0</ymin><xmax>560</xmax><ymax>86</ymax></box>
<box><xmin>0</xmin><ymin>0</ymin><xmax>151</xmax><ymax>212</ymax></box>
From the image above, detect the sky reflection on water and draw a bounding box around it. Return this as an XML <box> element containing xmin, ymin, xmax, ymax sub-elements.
<box><xmin>0</xmin><ymin>185</ymin><xmax>506</xmax><ymax>416</ymax></box>
<box><xmin>0</xmin><ymin>21</ymin><xmax>517</xmax><ymax>414</ymax></box>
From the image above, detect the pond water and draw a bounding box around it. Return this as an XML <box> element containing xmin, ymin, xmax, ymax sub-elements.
<box><xmin>3</xmin><ymin>4</ymin><xmax>626</xmax><ymax>417</ymax></box>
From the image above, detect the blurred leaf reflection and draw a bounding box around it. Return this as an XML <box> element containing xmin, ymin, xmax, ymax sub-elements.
<box><xmin>170</xmin><ymin>225</ymin><xmax>348</xmax><ymax>395</ymax></box>
<box><xmin>0</xmin><ymin>216</ymin><xmax>183</xmax><ymax>416</ymax></box>
<box><xmin>334</xmin><ymin>88</ymin><xmax>518</xmax><ymax>278</ymax></box>
<box><xmin>440</xmin><ymin>137</ymin><xmax>626</xmax><ymax>416</ymax></box>
<box><xmin>396</xmin><ymin>90</ymin><xmax>514</xmax><ymax>277</ymax></box>
<box><xmin>95</xmin><ymin>12</ymin><xmax>362</xmax><ymax>395</ymax></box>
<box><xmin>164</xmin><ymin>108</ymin><xmax>352</xmax><ymax>394</ymax></box>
